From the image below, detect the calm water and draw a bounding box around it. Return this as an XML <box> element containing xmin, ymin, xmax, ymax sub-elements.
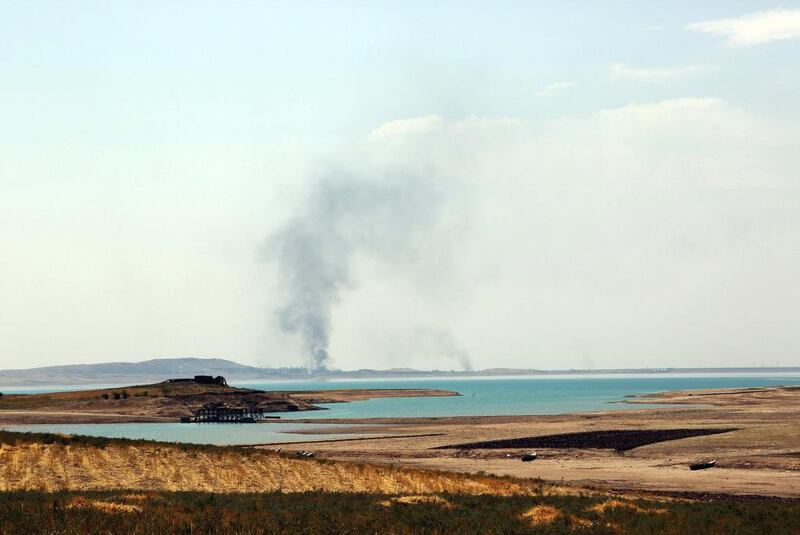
<box><xmin>242</xmin><ymin>374</ymin><xmax>800</xmax><ymax>419</ymax></box>
<box><xmin>3</xmin><ymin>422</ymin><xmax>381</xmax><ymax>446</ymax></box>
<box><xmin>4</xmin><ymin>374</ymin><xmax>800</xmax><ymax>444</ymax></box>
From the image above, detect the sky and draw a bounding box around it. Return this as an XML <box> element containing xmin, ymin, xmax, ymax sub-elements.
<box><xmin>1</xmin><ymin>1</ymin><xmax>799</xmax><ymax>371</ymax></box>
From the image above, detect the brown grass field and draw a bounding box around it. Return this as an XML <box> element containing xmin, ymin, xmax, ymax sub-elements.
<box><xmin>0</xmin><ymin>431</ymin><xmax>533</xmax><ymax>495</ymax></box>
<box><xmin>1</xmin><ymin>385</ymin><xmax>800</xmax><ymax>532</ymax></box>
<box><xmin>0</xmin><ymin>431</ymin><xmax>798</xmax><ymax>534</ymax></box>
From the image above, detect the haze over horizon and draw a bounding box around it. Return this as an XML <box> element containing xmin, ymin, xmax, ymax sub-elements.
<box><xmin>2</xmin><ymin>2</ymin><xmax>800</xmax><ymax>371</ymax></box>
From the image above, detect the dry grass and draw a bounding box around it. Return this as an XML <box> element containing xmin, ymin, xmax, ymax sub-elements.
<box><xmin>569</xmin><ymin>515</ymin><xmax>595</xmax><ymax>528</ymax></box>
<box><xmin>2</xmin><ymin>487</ymin><xmax>799</xmax><ymax>534</ymax></box>
<box><xmin>586</xmin><ymin>499</ymin><xmax>668</xmax><ymax>515</ymax></box>
<box><xmin>519</xmin><ymin>500</ymin><xmax>667</xmax><ymax>529</ymax></box>
<box><xmin>379</xmin><ymin>495</ymin><xmax>454</xmax><ymax>508</ymax></box>
<box><xmin>118</xmin><ymin>493</ymin><xmax>149</xmax><ymax>502</ymax></box>
<box><xmin>67</xmin><ymin>497</ymin><xmax>142</xmax><ymax>514</ymax></box>
<box><xmin>520</xmin><ymin>505</ymin><xmax>562</xmax><ymax>525</ymax></box>
<box><xmin>0</xmin><ymin>440</ymin><xmax>534</xmax><ymax>496</ymax></box>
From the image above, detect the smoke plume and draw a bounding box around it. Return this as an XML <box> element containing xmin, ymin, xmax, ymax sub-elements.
<box><xmin>266</xmin><ymin>169</ymin><xmax>450</xmax><ymax>370</ymax></box>
<box><xmin>412</xmin><ymin>327</ymin><xmax>474</xmax><ymax>372</ymax></box>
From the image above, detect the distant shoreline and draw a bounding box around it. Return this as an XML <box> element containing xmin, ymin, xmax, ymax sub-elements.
<box><xmin>2</xmin><ymin>357</ymin><xmax>800</xmax><ymax>388</ymax></box>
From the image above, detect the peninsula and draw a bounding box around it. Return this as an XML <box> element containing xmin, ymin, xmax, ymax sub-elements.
<box><xmin>0</xmin><ymin>377</ymin><xmax>458</xmax><ymax>425</ymax></box>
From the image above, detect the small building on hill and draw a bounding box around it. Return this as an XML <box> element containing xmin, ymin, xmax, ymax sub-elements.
<box><xmin>165</xmin><ymin>375</ymin><xmax>228</xmax><ymax>386</ymax></box>
<box><xmin>193</xmin><ymin>375</ymin><xmax>227</xmax><ymax>386</ymax></box>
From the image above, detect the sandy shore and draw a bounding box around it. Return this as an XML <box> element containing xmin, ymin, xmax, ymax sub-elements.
<box><xmin>255</xmin><ymin>386</ymin><xmax>800</xmax><ymax>498</ymax></box>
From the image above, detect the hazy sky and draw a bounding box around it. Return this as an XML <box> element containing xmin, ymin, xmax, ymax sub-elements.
<box><xmin>2</xmin><ymin>2</ymin><xmax>799</xmax><ymax>370</ymax></box>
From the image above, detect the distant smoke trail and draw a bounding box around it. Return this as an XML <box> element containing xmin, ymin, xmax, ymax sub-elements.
<box><xmin>266</xmin><ymin>170</ymin><xmax>445</xmax><ymax>370</ymax></box>
<box><xmin>416</xmin><ymin>328</ymin><xmax>474</xmax><ymax>372</ymax></box>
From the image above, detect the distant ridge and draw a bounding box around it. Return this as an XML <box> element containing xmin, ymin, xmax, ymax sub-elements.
<box><xmin>0</xmin><ymin>357</ymin><xmax>798</xmax><ymax>387</ymax></box>
<box><xmin>0</xmin><ymin>358</ymin><xmax>284</xmax><ymax>387</ymax></box>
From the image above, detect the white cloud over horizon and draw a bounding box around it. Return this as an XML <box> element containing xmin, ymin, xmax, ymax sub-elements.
<box><xmin>288</xmin><ymin>98</ymin><xmax>800</xmax><ymax>370</ymax></box>
<box><xmin>535</xmin><ymin>81</ymin><xmax>575</xmax><ymax>98</ymax></box>
<box><xmin>368</xmin><ymin>115</ymin><xmax>445</xmax><ymax>141</ymax></box>
<box><xmin>2</xmin><ymin>94</ymin><xmax>798</xmax><ymax>371</ymax></box>
<box><xmin>687</xmin><ymin>8</ymin><xmax>800</xmax><ymax>46</ymax></box>
<box><xmin>610</xmin><ymin>63</ymin><xmax>718</xmax><ymax>81</ymax></box>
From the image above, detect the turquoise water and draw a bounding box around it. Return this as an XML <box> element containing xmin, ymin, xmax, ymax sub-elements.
<box><xmin>4</xmin><ymin>374</ymin><xmax>799</xmax><ymax>444</ymax></box>
<box><xmin>3</xmin><ymin>422</ymin><xmax>380</xmax><ymax>446</ymax></box>
<box><xmin>0</xmin><ymin>384</ymin><xmax>132</xmax><ymax>394</ymax></box>
<box><xmin>239</xmin><ymin>374</ymin><xmax>800</xmax><ymax>419</ymax></box>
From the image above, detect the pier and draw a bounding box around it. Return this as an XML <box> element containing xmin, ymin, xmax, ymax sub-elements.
<box><xmin>182</xmin><ymin>404</ymin><xmax>268</xmax><ymax>423</ymax></box>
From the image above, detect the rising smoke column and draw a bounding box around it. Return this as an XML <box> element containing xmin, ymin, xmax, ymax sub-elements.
<box><xmin>266</xmin><ymin>170</ymin><xmax>447</xmax><ymax>370</ymax></box>
<box><xmin>425</xmin><ymin>328</ymin><xmax>474</xmax><ymax>372</ymax></box>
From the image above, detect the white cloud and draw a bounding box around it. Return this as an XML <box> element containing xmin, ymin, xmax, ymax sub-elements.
<box><xmin>368</xmin><ymin>115</ymin><xmax>444</xmax><ymax>140</ymax></box>
<box><xmin>598</xmin><ymin>97</ymin><xmax>724</xmax><ymax>122</ymax></box>
<box><xmin>327</xmin><ymin>99</ymin><xmax>800</xmax><ymax>369</ymax></box>
<box><xmin>535</xmin><ymin>81</ymin><xmax>575</xmax><ymax>98</ymax></box>
<box><xmin>8</xmin><ymin>97</ymin><xmax>798</xmax><ymax>370</ymax></box>
<box><xmin>687</xmin><ymin>8</ymin><xmax>800</xmax><ymax>46</ymax></box>
<box><xmin>610</xmin><ymin>63</ymin><xmax>718</xmax><ymax>81</ymax></box>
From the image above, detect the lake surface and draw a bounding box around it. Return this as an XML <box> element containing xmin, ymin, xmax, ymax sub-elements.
<box><xmin>3</xmin><ymin>422</ymin><xmax>381</xmax><ymax>446</ymax></box>
<box><xmin>4</xmin><ymin>374</ymin><xmax>800</xmax><ymax>445</ymax></box>
<box><xmin>243</xmin><ymin>374</ymin><xmax>800</xmax><ymax>419</ymax></box>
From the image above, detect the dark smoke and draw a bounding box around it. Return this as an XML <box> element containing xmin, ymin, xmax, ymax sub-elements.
<box><xmin>440</xmin><ymin>333</ymin><xmax>474</xmax><ymax>372</ymax></box>
<box><xmin>266</xmin><ymin>170</ymin><xmax>447</xmax><ymax>370</ymax></box>
<box><xmin>413</xmin><ymin>327</ymin><xmax>474</xmax><ymax>372</ymax></box>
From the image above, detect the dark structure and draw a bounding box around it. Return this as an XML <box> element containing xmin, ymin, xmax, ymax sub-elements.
<box><xmin>690</xmin><ymin>460</ymin><xmax>716</xmax><ymax>471</ymax></box>
<box><xmin>165</xmin><ymin>375</ymin><xmax>228</xmax><ymax>386</ymax></box>
<box><xmin>183</xmin><ymin>403</ymin><xmax>264</xmax><ymax>423</ymax></box>
<box><xmin>193</xmin><ymin>375</ymin><xmax>228</xmax><ymax>386</ymax></box>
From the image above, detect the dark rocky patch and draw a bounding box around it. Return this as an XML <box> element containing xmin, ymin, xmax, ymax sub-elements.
<box><xmin>436</xmin><ymin>428</ymin><xmax>738</xmax><ymax>452</ymax></box>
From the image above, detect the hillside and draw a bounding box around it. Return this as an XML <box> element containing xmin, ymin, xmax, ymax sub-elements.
<box><xmin>0</xmin><ymin>431</ymin><xmax>798</xmax><ymax>534</ymax></box>
<box><xmin>0</xmin><ymin>431</ymin><xmax>530</xmax><ymax>495</ymax></box>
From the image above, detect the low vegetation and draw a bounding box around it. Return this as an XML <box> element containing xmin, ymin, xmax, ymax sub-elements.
<box><xmin>0</xmin><ymin>490</ymin><xmax>798</xmax><ymax>534</ymax></box>
<box><xmin>1</xmin><ymin>431</ymin><xmax>798</xmax><ymax>533</ymax></box>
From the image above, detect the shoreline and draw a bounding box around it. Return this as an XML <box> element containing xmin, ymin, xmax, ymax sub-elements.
<box><xmin>0</xmin><ymin>386</ymin><xmax>459</xmax><ymax>425</ymax></box>
<box><xmin>249</xmin><ymin>385</ymin><xmax>800</xmax><ymax>498</ymax></box>
<box><xmin>2</xmin><ymin>384</ymin><xmax>799</xmax><ymax>498</ymax></box>
<box><xmin>4</xmin><ymin>367</ymin><xmax>800</xmax><ymax>389</ymax></box>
